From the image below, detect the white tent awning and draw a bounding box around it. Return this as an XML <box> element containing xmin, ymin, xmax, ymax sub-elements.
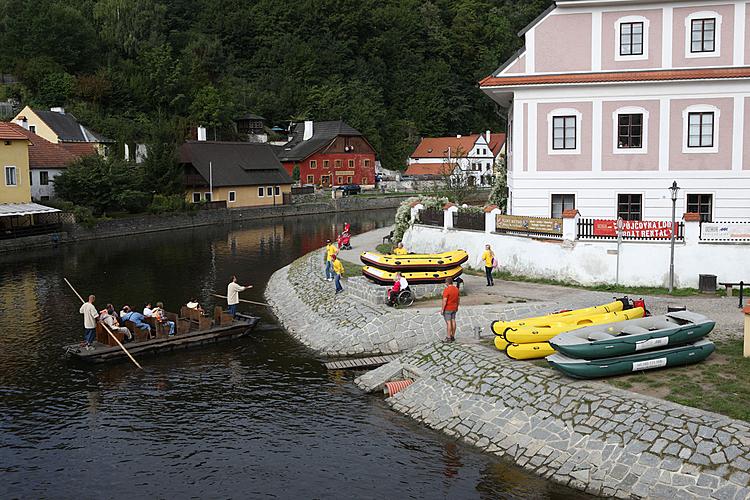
<box><xmin>0</xmin><ymin>203</ymin><xmax>61</xmax><ymax>217</ymax></box>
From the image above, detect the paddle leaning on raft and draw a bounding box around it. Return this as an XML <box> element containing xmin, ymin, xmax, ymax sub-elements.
<box><xmin>64</xmin><ymin>305</ymin><xmax>260</xmax><ymax>364</ymax></box>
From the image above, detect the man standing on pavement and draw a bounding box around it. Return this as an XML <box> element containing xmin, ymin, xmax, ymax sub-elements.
<box><xmin>324</xmin><ymin>240</ymin><xmax>337</xmax><ymax>281</ymax></box>
<box><xmin>79</xmin><ymin>294</ymin><xmax>98</xmax><ymax>350</ymax></box>
<box><xmin>441</xmin><ymin>278</ymin><xmax>459</xmax><ymax>343</ymax></box>
<box><xmin>332</xmin><ymin>254</ymin><xmax>345</xmax><ymax>294</ymax></box>
<box><xmin>227</xmin><ymin>275</ymin><xmax>252</xmax><ymax>316</ymax></box>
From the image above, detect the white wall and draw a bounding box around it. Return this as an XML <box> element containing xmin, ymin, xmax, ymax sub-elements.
<box><xmin>30</xmin><ymin>168</ymin><xmax>63</xmax><ymax>200</ymax></box>
<box><xmin>403</xmin><ymin>224</ymin><xmax>750</xmax><ymax>288</ymax></box>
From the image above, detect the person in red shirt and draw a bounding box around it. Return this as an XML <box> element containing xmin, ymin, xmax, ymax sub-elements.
<box><xmin>441</xmin><ymin>277</ymin><xmax>460</xmax><ymax>343</ymax></box>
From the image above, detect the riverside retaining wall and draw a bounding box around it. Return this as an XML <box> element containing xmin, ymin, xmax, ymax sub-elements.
<box><xmin>356</xmin><ymin>343</ymin><xmax>750</xmax><ymax>500</ymax></box>
<box><xmin>0</xmin><ymin>195</ymin><xmax>409</xmax><ymax>254</ymax></box>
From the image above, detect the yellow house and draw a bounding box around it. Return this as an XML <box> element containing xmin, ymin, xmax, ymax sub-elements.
<box><xmin>12</xmin><ymin>106</ymin><xmax>113</xmax><ymax>156</ymax></box>
<box><xmin>0</xmin><ymin>122</ymin><xmax>31</xmax><ymax>204</ymax></box>
<box><xmin>179</xmin><ymin>141</ymin><xmax>293</xmax><ymax>208</ymax></box>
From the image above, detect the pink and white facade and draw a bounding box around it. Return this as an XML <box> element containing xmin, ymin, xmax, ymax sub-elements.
<box><xmin>481</xmin><ymin>0</ymin><xmax>750</xmax><ymax>221</ymax></box>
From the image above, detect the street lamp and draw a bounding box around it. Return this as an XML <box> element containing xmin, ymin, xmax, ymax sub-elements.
<box><xmin>668</xmin><ymin>181</ymin><xmax>680</xmax><ymax>293</ymax></box>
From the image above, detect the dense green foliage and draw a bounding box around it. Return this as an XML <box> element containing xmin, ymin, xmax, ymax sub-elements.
<box><xmin>0</xmin><ymin>0</ymin><xmax>550</xmax><ymax>168</ymax></box>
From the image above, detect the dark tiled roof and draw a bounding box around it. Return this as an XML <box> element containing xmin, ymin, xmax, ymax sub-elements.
<box><xmin>480</xmin><ymin>67</ymin><xmax>750</xmax><ymax>88</ymax></box>
<box><xmin>236</xmin><ymin>113</ymin><xmax>265</xmax><ymax>121</ymax></box>
<box><xmin>33</xmin><ymin>109</ymin><xmax>113</xmax><ymax>143</ymax></box>
<box><xmin>6</xmin><ymin>123</ymin><xmax>80</xmax><ymax>169</ymax></box>
<box><xmin>276</xmin><ymin>120</ymin><xmax>362</xmax><ymax>162</ymax></box>
<box><xmin>179</xmin><ymin>141</ymin><xmax>293</xmax><ymax>187</ymax></box>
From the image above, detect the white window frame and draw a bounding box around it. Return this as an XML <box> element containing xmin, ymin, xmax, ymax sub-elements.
<box><xmin>684</xmin><ymin>11</ymin><xmax>722</xmax><ymax>59</ymax></box>
<box><xmin>192</xmin><ymin>192</ymin><xmax>201</xmax><ymax>203</ymax></box>
<box><xmin>228</xmin><ymin>191</ymin><xmax>236</xmax><ymax>203</ymax></box>
<box><xmin>4</xmin><ymin>166</ymin><xmax>17</xmax><ymax>187</ymax></box>
<box><xmin>547</xmin><ymin>108</ymin><xmax>582</xmax><ymax>155</ymax></box>
<box><xmin>258</xmin><ymin>187</ymin><xmax>264</xmax><ymax>197</ymax></box>
<box><xmin>266</xmin><ymin>186</ymin><xmax>273</xmax><ymax>197</ymax></box>
<box><xmin>204</xmin><ymin>192</ymin><xmax>212</xmax><ymax>202</ymax></box>
<box><xmin>550</xmin><ymin>193</ymin><xmax>576</xmax><ymax>219</ymax></box>
<box><xmin>274</xmin><ymin>186</ymin><xmax>280</xmax><ymax>196</ymax></box>
<box><xmin>612</xmin><ymin>106</ymin><xmax>649</xmax><ymax>155</ymax></box>
<box><xmin>682</xmin><ymin>104</ymin><xmax>720</xmax><ymax>154</ymax></box>
<box><xmin>614</xmin><ymin>16</ymin><xmax>649</xmax><ymax>61</ymax></box>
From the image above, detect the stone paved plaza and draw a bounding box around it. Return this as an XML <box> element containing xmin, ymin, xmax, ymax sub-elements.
<box><xmin>356</xmin><ymin>343</ymin><xmax>750</xmax><ymax>499</ymax></box>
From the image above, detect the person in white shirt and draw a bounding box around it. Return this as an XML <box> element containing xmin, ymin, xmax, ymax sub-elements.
<box><xmin>227</xmin><ymin>275</ymin><xmax>252</xmax><ymax>316</ymax></box>
<box><xmin>143</xmin><ymin>303</ymin><xmax>154</xmax><ymax>317</ymax></box>
<box><xmin>79</xmin><ymin>294</ymin><xmax>98</xmax><ymax>349</ymax></box>
<box><xmin>398</xmin><ymin>274</ymin><xmax>409</xmax><ymax>291</ymax></box>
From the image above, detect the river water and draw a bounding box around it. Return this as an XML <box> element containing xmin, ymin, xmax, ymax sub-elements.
<box><xmin>0</xmin><ymin>210</ymin><xmax>585</xmax><ymax>499</ymax></box>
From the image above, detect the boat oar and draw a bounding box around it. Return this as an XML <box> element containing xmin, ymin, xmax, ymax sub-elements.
<box><xmin>211</xmin><ymin>293</ymin><xmax>271</xmax><ymax>307</ymax></box>
<box><xmin>64</xmin><ymin>278</ymin><xmax>143</xmax><ymax>370</ymax></box>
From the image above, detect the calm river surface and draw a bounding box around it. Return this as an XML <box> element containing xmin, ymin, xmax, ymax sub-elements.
<box><xmin>0</xmin><ymin>209</ymin><xmax>585</xmax><ymax>499</ymax></box>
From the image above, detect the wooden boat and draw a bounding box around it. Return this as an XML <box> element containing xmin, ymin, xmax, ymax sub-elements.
<box><xmin>504</xmin><ymin>307</ymin><xmax>645</xmax><ymax>345</ymax></box>
<box><xmin>361</xmin><ymin>265</ymin><xmax>463</xmax><ymax>285</ymax></box>
<box><xmin>360</xmin><ymin>250</ymin><xmax>468</xmax><ymax>272</ymax></box>
<box><xmin>491</xmin><ymin>299</ymin><xmax>626</xmax><ymax>337</ymax></box>
<box><xmin>548</xmin><ymin>310</ymin><xmax>715</xmax><ymax>360</ymax></box>
<box><xmin>64</xmin><ymin>306</ymin><xmax>260</xmax><ymax>364</ymax></box>
<box><xmin>546</xmin><ymin>339</ymin><xmax>715</xmax><ymax>379</ymax></box>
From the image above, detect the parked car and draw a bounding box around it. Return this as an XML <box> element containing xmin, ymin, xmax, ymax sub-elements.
<box><xmin>336</xmin><ymin>184</ymin><xmax>361</xmax><ymax>196</ymax></box>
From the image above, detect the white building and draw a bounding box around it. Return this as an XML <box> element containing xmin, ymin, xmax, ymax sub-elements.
<box><xmin>481</xmin><ymin>0</ymin><xmax>750</xmax><ymax>221</ymax></box>
<box><xmin>405</xmin><ymin>131</ymin><xmax>506</xmax><ymax>186</ymax></box>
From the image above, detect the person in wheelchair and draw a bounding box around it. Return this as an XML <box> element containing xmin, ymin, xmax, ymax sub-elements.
<box><xmin>387</xmin><ymin>272</ymin><xmax>411</xmax><ymax>306</ymax></box>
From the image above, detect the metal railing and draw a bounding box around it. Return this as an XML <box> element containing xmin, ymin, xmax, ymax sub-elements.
<box><xmin>452</xmin><ymin>211</ymin><xmax>485</xmax><ymax>231</ymax></box>
<box><xmin>418</xmin><ymin>208</ymin><xmax>444</xmax><ymax>227</ymax></box>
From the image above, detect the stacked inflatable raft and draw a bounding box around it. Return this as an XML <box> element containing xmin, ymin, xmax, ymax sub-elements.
<box><xmin>492</xmin><ymin>299</ymin><xmax>716</xmax><ymax>378</ymax></box>
<box><xmin>360</xmin><ymin>250</ymin><xmax>467</xmax><ymax>285</ymax></box>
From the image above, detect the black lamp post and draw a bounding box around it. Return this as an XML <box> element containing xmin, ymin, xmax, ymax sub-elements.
<box><xmin>668</xmin><ymin>181</ymin><xmax>680</xmax><ymax>293</ymax></box>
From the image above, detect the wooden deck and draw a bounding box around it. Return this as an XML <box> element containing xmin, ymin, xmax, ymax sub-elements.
<box><xmin>324</xmin><ymin>354</ymin><xmax>400</xmax><ymax>370</ymax></box>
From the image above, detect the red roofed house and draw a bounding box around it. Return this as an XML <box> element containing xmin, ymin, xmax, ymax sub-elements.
<box><xmin>480</xmin><ymin>0</ymin><xmax>750</xmax><ymax>220</ymax></box>
<box><xmin>406</xmin><ymin>131</ymin><xmax>505</xmax><ymax>186</ymax></box>
<box><xmin>276</xmin><ymin>120</ymin><xmax>377</xmax><ymax>188</ymax></box>
<box><xmin>5</xmin><ymin>123</ymin><xmax>95</xmax><ymax>201</ymax></box>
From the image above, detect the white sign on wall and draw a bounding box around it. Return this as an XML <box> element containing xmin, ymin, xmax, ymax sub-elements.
<box><xmin>701</xmin><ymin>222</ymin><xmax>750</xmax><ymax>241</ymax></box>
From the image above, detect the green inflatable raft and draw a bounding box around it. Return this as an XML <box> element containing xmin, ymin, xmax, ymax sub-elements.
<box><xmin>546</xmin><ymin>339</ymin><xmax>715</xmax><ymax>379</ymax></box>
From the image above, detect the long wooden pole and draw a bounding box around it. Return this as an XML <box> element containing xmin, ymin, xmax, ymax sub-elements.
<box><xmin>64</xmin><ymin>278</ymin><xmax>143</xmax><ymax>370</ymax></box>
<box><xmin>211</xmin><ymin>293</ymin><xmax>270</xmax><ymax>307</ymax></box>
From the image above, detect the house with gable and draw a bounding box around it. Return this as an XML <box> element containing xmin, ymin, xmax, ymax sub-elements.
<box><xmin>276</xmin><ymin>120</ymin><xmax>377</xmax><ymax>188</ymax></box>
<box><xmin>12</xmin><ymin>106</ymin><xmax>112</xmax><ymax>158</ymax></box>
<box><xmin>480</xmin><ymin>0</ymin><xmax>750</xmax><ymax>220</ymax></box>
<box><xmin>405</xmin><ymin>131</ymin><xmax>506</xmax><ymax>186</ymax></box>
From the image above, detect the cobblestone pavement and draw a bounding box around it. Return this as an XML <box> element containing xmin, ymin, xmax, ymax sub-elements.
<box><xmin>265</xmin><ymin>250</ymin><xmax>550</xmax><ymax>357</ymax></box>
<box><xmin>356</xmin><ymin>343</ymin><xmax>750</xmax><ymax>499</ymax></box>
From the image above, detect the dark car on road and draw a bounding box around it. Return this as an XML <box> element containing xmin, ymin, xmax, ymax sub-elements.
<box><xmin>336</xmin><ymin>184</ymin><xmax>361</xmax><ymax>196</ymax></box>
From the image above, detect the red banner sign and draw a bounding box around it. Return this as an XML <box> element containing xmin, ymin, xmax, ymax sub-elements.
<box><xmin>593</xmin><ymin>219</ymin><xmax>677</xmax><ymax>239</ymax></box>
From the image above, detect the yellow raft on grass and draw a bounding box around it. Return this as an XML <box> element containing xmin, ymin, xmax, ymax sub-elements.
<box><xmin>503</xmin><ymin>307</ymin><xmax>646</xmax><ymax>360</ymax></box>
<box><xmin>361</xmin><ymin>265</ymin><xmax>463</xmax><ymax>286</ymax></box>
<box><xmin>360</xmin><ymin>250</ymin><xmax>468</xmax><ymax>272</ymax></box>
<box><xmin>491</xmin><ymin>300</ymin><xmax>625</xmax><ymax>337</ymax></box>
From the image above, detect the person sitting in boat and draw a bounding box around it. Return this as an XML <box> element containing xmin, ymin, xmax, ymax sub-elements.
<box><xmin>186</xmin><ymin>299</ymin><xmax>204</xmax><ymax>314</ymax></box>
<box><xmin>120</xmin><ymin>305</ymin><xmax>152</xmax><ymax>337</ymax></box>
<box><xmin>152</xmin><ymin>302</ymin><xmax>176</xmax><ymax>336</ymax></box>
<box><xmin>143</xmin><ymin>303</ymin><xmax>154</xmax><ymax>317</ymax></box>
<box><xmin>393</xmin><ymin>242</ymin><xmax>408</xmax><ymax>255</ymax></box>
<box><xmin>100</xmin><ymin>304</ymin><xmax>134</xmax><ymax>342</ymax></box>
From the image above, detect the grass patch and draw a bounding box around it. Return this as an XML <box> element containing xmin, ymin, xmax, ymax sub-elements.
<box><xmin>462</xmin><ymin>267</ymin><xmax>700</xmax><ymax>297</ymax></box>
<box><xmin>339</xmin><ymin>258</ymin><xmax>364</xmax><ymax>278</ymax></box>
<box><xmin>602</xmin><ymin>339</ymin><xmax>750</xmax><ymax>422</ymax></box>
<box><xmin>376</xmin><ymin>243</ymin><xmax>394</xmax><ymax>254</ymax></box>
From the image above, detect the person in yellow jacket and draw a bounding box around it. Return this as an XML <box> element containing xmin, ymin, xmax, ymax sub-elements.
<box><xmin>481</xmin><ymin>244</ymin><xmax>495</xmax><ymax>286</ymax></box>
<box><xmin>332</xmin><ymin>254</ymin><xmax>345</xmax><ymax>294</ymax></box>
<box><xmin>392</xmin><ymin>242</ymin><xmax>408</xmax><ymax>255</ymax></box>
<box><xmin>324</xmin><ymin>240</ymin><xmax>337</xmax><ymax>281</ymax></box>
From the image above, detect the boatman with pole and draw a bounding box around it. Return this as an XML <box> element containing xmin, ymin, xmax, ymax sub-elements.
<box><xmin>80</xmin><ymin>294</ymin><xmax>98</xmax><ymax>350</ymax></box>
<box><xmin>227</xmin><ymin>276</ymin><xmax>252</xmax><ymax>316</ymax></box>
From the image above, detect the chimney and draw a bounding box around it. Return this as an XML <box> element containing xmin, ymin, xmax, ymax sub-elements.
<box><xmin>486</xmin><ymin>130</ymin><xmax>491</xmax><ymax>143</ymax></box>
<box><xmin>456</xmin><ymin>134</ymin><xmax>462</xmax><ymax>139</ymax></box>
<box><xmin>13</xmin><ymin>116</ymin><xmax>29</xmax><ymax>130</ymax></box>
<box><xmin>303</xmin><ymin>120</ymin><xmax>314</xmax><ymax>141</ymax></box>
<box><xmin>50</xmin><ymin>106</ymin><xmax>65</xmax><ymax>114</ymax></box>
<box><xmin>197</xmin><ymin>126</ymin><xmax>207</xmax><ymax>141</ymax></box>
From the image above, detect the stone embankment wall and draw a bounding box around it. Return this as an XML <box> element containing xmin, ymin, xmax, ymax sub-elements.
<box><xmin>356</xmin><ymin>343</ymin><xmax>750</xmax><ymax>500</ymax></box>
<box><xmin>265</xmin><ymin>250</ymin><xmax>547</xmax><ymax>357</ymax></box>
<box><xmin>0</xmin><ymin>195</ymin><xmax>409</xmax><ymax>254</ymax></box>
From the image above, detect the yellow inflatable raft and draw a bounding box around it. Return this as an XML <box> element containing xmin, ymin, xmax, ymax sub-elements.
<box><xmin>494</xmin><ymin>335</ymin><xmax>510</xmax><ymax>351</ymax></box>
<box><xmin>506</xmin><ymin>342</ymin><xmax>556</xmax><ymax>360</ymax></box>
<box><xmin>361</xmin><ymin>265</ymin><xmax>463</xmax><ymax>286</ymax></box>
<box><xmin>360</xmin><ymin>250</ymin><xmax>468</xmax><ymax>272</ymax></box>
<box><xmin>491</xmin><ymin>300</ymin><xmax>625</xmax><ymax>337</ymax></box>
<box><xmin>504</xmin><ymin>307</ymin><xmax>645</xmax><ymax>344</ymax></box>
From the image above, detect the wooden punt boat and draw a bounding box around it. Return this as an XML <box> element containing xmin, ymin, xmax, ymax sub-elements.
<box><xmin>360</xmin><ymin>250</ymin><xmax>468</xmax><ymax>272</ymax></box>
<box><xmin>64</xmin><ymin>306</ymin><xmax>260</xmax><ymax>364</ymax></box>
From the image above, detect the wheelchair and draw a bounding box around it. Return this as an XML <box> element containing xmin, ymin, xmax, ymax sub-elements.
<box><xmin>386</xmin><ymin>288</ymin><xmax>414</xmax><ymax>308</ymax></box>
